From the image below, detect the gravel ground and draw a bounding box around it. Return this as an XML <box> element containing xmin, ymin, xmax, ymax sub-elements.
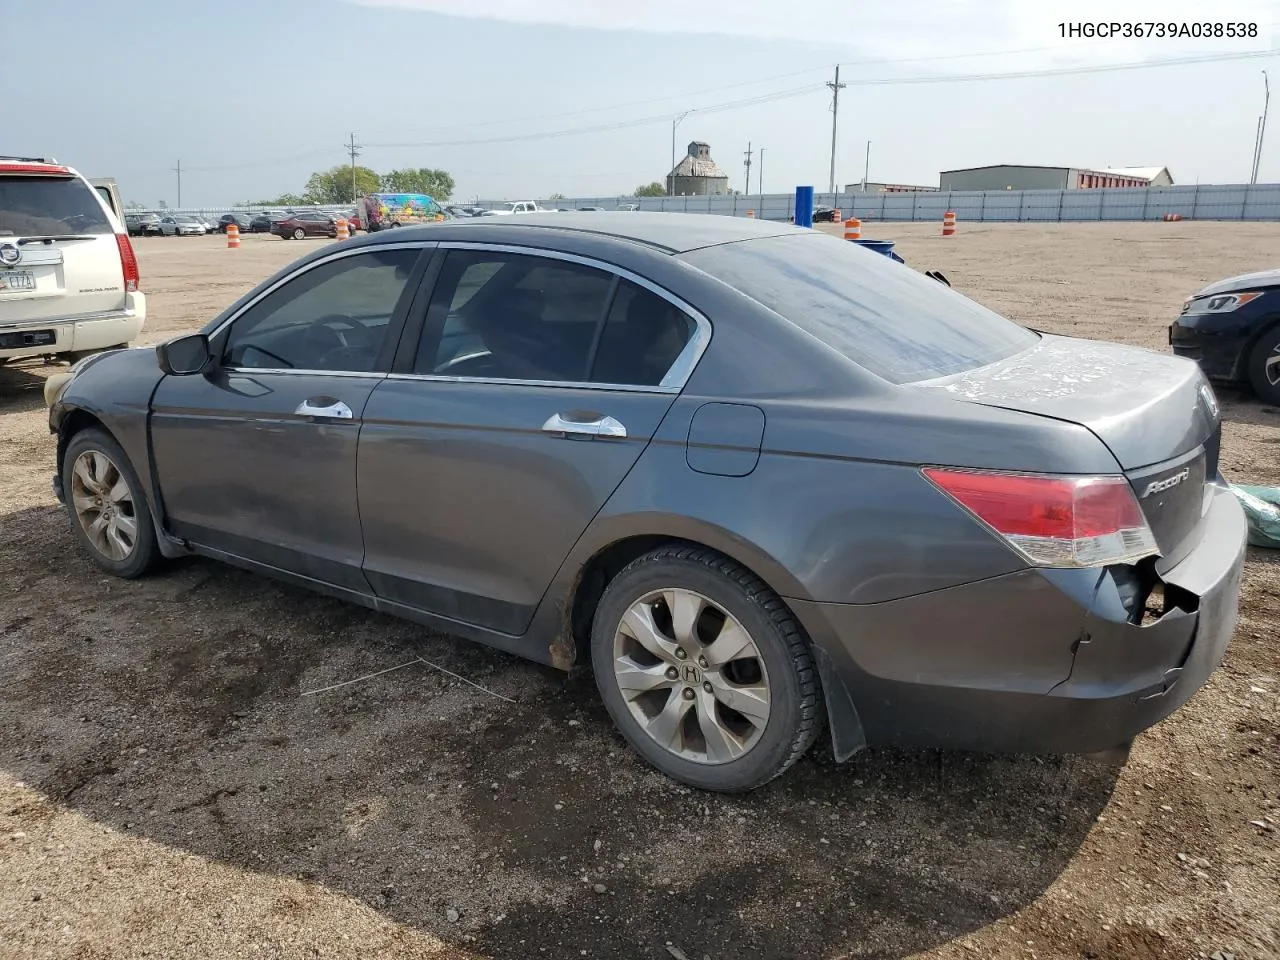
<box><xmin>0</xmin><ymin>223</ymin><xmax>1277</xmax><ymax>960</ymax></box>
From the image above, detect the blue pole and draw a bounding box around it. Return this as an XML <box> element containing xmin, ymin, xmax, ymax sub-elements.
<box><xmin>794</xmin><ymin>185</ymin><xmax>815</xmax><ymax>227</ymax></box>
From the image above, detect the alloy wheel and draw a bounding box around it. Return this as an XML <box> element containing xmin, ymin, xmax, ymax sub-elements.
<box><xmin>612</xmin><ymin>588</ymin><xmax>771</xmax><ymax>764</ymax></box>
<box><xmin>70</xmin><ymin>450</ymin><xmax>138</xmax><ymax>562</ymax></box>
<box><xmin>1267</xmin><ymin>345</ymin><xmax>1280</xmax><ymax>387</ymax></box>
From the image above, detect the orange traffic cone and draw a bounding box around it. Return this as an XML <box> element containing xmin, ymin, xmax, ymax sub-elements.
<box><xmin>942</xmin><ymin>210</ymin><xmax>957</xmax><ymax>237</ymax></box>
<box><xmin>843</xmin><ymin>218</ymin><xmax>862</xmax><ymax>241</ymax></box>
<box><xmin>226</xmin><ymin>223</ymin><xmax>240</xmax><ymax>248</ymax></box>
<box><xmin>336</xmin><ymin>218</ymin><xmax>350</xmax><ymax>241</ymax></box>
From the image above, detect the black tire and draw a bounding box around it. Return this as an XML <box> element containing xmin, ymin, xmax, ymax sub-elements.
<box><xmin>590</xmin><ymin>544</ymin><xmax>824</xmax><ymax>792</ymax></box>
<box><xmin>1246</xmin><ymin>324</ymin><xmax>1280</xmax><ymax>405</ymax></box>
<box><xmin>61</xmin><ymin>427</ymin><xmax>160</xmax><ymax>579</ymax></box>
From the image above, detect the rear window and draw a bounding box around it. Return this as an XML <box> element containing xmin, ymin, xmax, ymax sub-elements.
<box><xmin>0</xmin><ymin>175</ymin><xmax>112</xmax><ymax>237</ymax></box>
<box><xmin>681</xmin><ymin>232</ymin><xmax>1038</xmax><ymax>384</ymax></box>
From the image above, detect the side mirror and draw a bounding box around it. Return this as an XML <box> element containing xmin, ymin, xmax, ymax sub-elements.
<box><xmin>156</xmin><ymin>333</ymin><xmax>211</xmax><ymax>376</ymax></box>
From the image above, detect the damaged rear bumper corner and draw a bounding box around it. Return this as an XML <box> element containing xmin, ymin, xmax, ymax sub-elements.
<box><xmin>789</xmin><ymin>483</ymin><xmax>1248</xmax><ymax>758</ymax></box>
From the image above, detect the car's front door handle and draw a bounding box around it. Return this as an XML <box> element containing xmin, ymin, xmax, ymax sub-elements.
<box><xmin>541</xmin><ymin>412</ymin><xmax>627</xmax><ymax>439</ymax></box>
<box><xmin>295</xmin><ymin>397</ymin><xmax>354</xmax><ymax>420</ymax></box>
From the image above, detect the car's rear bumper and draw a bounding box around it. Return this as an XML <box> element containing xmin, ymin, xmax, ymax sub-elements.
<box><xmin>791</xmin><ymin>482</ymin><xmax>1247</xmax><ymax>757</ymax></box>
<box><xmin>0</xmin><ymin>295</ymin><xmax>146</xmax><ymax>360</ymax></box>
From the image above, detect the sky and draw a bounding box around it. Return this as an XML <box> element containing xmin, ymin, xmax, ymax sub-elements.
<box><xmin>9</xmin><ymin>0</ymin><xmax>1280</xmax><ymax>207</ymax></box>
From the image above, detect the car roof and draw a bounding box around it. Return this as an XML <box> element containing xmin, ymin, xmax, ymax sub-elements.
<box><xmin>378</xmin><ymin>212</ymin><xmax>806</xmax><ymax>254</ymax></box>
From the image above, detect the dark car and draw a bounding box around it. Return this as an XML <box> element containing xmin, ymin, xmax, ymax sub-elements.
<box><xmin>218</xmin><ymin>213</ymin><xmax>253</xmax><ymax>234</ymax></box>
<box><xmin>1170</xmin><ymin>269</ymin><xmax>1280</xmax><ymax>404</ymax></box>
<box><xmin>812</xmin><ymin>206</ymin><xmax>840</xmax><ymax>223</ymax></box>
<box><xmin>44</xmin><ymin>214</ymin><xmax>1246</xmax><ymax>794</ymax></box>
<box><xmin>125</xmin><ymin>212</ymin><xmax>162</xmax><ymax>236</ymax></box>
<box><xmin>247</xmin><ymin>213</ymin><xmax>276</xmax><ymax>233</ymax></box>
<box><xmin>273</xmin><ymin>212</ymin><xmax>337</xmax><ymax>240</ymax></box>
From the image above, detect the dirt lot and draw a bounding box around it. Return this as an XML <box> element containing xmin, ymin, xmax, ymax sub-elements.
<box><xmin>1</xmin><ymin>224</ymin><xmax>1277</xmax><ymax>960</ymax></box>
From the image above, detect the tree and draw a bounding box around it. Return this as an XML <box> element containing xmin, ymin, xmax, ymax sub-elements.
<box><xmin>633</xmin><ymin>182</ymin><xmax>666</xmax><ymax>197</ymax></box>
<box><xmin>380</xmin><ymin>168</ymin><xmax>455</xmax><ymax>200</ymax></box>
<box><xmin>304</xmin><ymin>165</ymin><xmax>381</xmax><ymax>204</ymax></box>
<box><xmin>548</xmin><ymin>192</ymin><xmax>566</xmax><ymax>201</ymax></box>
<box><xmin>255</xmin><ymin>192</ymin><xmax>307</xmax><ymax>207</ymax></box>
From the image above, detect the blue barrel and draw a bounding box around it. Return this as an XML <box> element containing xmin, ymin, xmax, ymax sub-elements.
<box><xmin>851</xmin><ymin>239</ymin><xmax>905</xmax><ymax>263</ymax></box>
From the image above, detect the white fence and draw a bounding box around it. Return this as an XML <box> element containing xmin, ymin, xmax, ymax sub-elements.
<box><xmin>477</xmin><ymin>183</ymin><xmax>1280</xmax><ymax>222</ymax></box>
<box><xmin>140</xmin><ymin>182</ymin><xmax>1280</xmax><ymax>224</ymax></box>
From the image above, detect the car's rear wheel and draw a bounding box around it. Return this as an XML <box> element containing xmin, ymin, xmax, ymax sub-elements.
<box><xmin>293</xmin><ymin>227</ymin><xmax>306</xmax><ymax>240</ymax></box>
<box><xmin>590</xmin><ymin>545</ymin><xmax>823</xmax><ymax>792</ymax></box>
<box><xmin>1247</xmin><ymin>324</ymin><xmax>1280</xmax><ymax>405</ymax></box>
<box><xmin>61</xmin><ymin>428</ymin><xmax>159</xmax><ymax>579</ymax></box>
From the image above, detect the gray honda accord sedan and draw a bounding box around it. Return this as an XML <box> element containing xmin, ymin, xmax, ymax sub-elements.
<box><xmin>45</xmin><ymin>213</ymin><xmax>1247</xmax><ymax>792</ymax></box>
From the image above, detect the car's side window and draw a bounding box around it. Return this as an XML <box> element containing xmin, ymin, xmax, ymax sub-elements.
<box><xmin>415</xmin><ymin>250</ymin><xmax>615</xmax><ymax>382</ymax></box>
<box><xmin>222</xmin><ymin>248</ymin><xmax>419</xmax><ymax>373</ymax></box>
<box><xmin>590</xmin><ymin>280</ymin><xmax>695</xmax><ymax>386</ymax></box>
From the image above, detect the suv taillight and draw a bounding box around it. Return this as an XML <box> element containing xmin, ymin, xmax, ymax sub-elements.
<box><xmin>923</xmin><ymin>467</ymin><xmax>1158</xmax><ymax>568</ymax></box>
<box><xmin>115</xmin><ymin>233</ymin><xmax>139</xmax><ymax>293</ymax></box>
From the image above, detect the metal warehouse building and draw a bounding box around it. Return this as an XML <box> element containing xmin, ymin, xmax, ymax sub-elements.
<box><xmin>940</xmin><ymin>164</ymin><xmax>1174</xmax><ymax>191</ymax></box>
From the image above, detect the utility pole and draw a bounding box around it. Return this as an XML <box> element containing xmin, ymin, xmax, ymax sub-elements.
<box><xmin>862</xmin><ymin>140</ymin><xmax>871</xmax><ymax>191</ymax></box>
<box><xmin>172</xmin><ymin>160</ymin><xmax>182</xmax><ymax>209</ymax></box>
<box><xmin>758</xmin><ymin>147</ymin><xmax>765</xmax><ymax>197</ymax></box>
<box><xmin>670</xmin><ymin>111</ymin><xmax>691</xmax><ymax>196</ymax></box>
<box><xmin>826</xmin><ymin>65</ymin><xmax>846</xmax><ymax>195</ymax></box>
<box><xmin>346</xmin><ymin>132</ymin><xmax>363</xmax><ymax>201</ymax></box>
<box><xmin>1253</xmin><ymin>71</ymin><xmax>1270</xmax><ymax>184</ymax></box>
<box><xmin>743</xmin><ymin>142</ymin><xmax>753</xmax><ymax>196</ymax></box>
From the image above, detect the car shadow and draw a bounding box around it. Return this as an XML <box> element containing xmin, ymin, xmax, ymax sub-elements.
<box><xmin>0</xmin><ymin>503</ymin><xmax>1122</xmax><ymax>959</ymax></box>
<box><xmin>0</xmin><ymin>363</ymin><xmax>56</xmax><ymax>417</ymax></box>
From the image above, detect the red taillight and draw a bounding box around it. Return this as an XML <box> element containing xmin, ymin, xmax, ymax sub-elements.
<box><xmin>923</xmin><ymin>467</ymin><xmax>1158</xmax><ymax>568</ymax></box>
<box><xmin>115</xmin><ymin>233</ymin><xmax>140</xmax><ymax>293</ymax></box>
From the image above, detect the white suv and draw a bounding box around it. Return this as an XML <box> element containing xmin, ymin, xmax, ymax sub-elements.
<box><xmin>0</xmin><ymin>157</ymin><xmax>145</xmax><ymax>363</ymax></box>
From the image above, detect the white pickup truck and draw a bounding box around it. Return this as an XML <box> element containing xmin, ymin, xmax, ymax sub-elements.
<box><xmin>486</xmin><ymin>201</ymin><xmax>556</xmax><ymax>216</ymax></box>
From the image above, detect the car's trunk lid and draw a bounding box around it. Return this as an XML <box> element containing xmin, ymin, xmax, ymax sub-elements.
<box><xmin>919</xmin><ymin>335</ymin><xmax>1221</xmax><ymax>567</ymax></box>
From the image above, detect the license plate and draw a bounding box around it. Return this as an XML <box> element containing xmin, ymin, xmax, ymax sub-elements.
<box><xmin>0</xmin><ymin>270</ymin><xmax>35</xmax><ymax>292</ymax></box>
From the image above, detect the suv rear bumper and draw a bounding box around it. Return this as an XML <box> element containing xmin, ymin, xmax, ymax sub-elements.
<box><xmin>0</xmin><ymin>294</ymin><xmax>146</xmax><ymax>360</ymax></box>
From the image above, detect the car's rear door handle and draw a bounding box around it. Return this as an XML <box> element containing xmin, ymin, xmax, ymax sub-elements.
<box><xmin>541</xmin><ymin>412</ymin><xmax>627</xmax><ymax>439</ymax></box>
<box><xmin>295</xmin><ymin>397</ymin><xmax>354</xmax><ymax>419</ymax></box>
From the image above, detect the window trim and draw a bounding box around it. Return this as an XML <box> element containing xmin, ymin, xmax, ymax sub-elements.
<box><xmin>207</xmin><ymin>241</ymin><xmax>436</xmax><ymax>378</ymax></box>
<box><xmin>392</xmin><ymin>241</ymin><xmax>711</xmax><ymax>394</ymax></box>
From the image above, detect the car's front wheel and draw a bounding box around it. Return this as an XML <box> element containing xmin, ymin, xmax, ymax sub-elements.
<box><xmin>61</xmin><ymin>428</ymin><xmax>159</xmax><ymax>579</ymax></box>
<box><xmin>293</xmin><ymin>227</ymin><xmax>306</xmax><ymax>240</ymax></box>
<box><xmin>591</xmin><ymin>545</ymin><xmax>824</xmax><ymax>792</ymax></box>
<box><xmin>1247</xmin><ymin>324</ymin><xmax>1280</xmax><ymax>405</ymax></box>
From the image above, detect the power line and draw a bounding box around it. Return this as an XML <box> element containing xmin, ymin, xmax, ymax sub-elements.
<box><xmin>841</xmin><ymin>48</ymin><xmax>1277</xmax><ymax>86</ymax></box>
<box><xmin>164</xmin><ymin>47</ymin><xmax>1279</xmax><ymax>176</ymax></box>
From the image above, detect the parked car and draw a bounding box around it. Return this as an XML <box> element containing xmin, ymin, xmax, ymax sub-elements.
<box><xmin>0</xmin><ymin>156</ymin><xmax>144</xmax><ymax>364</ymax></box>
<box><xmin>44</xmin><ymin>213</ymin><xmax>1245</xmax><ymax>794</ymax></box>
<box><xmin>197</xmin><ymin>215</ymin><xmax>220</xmax><ymax>233</ymax></box>
<box><xmin>1170</xmin><ymin>269</ymin><xmax>1280</xmax><ymax>405</ymax></box>
<box><xmin>273</xmin><ymin>212</ymin><xmax>338</xmax><ymax>240</ymax></box>
<box><xmin>125</xmin><ymin>212</ymin><xmax>163</xmax><ymax>237</ymax></box>
<box><xmin>577</xmin><ymin>206</ymin><xmax>607</xmax><ymax>212</ymax></box>
<box><xmin>158</xmin><ymin>215</ymin><xmax>206</xmax><ymax>236</ymax></box>
<box><xmin>217</xmin><ymin>213</ymin><xmax>252</xmax><ymax>233</ymax></box>
<box><xmin>812</xmin><ymin>206</ymin><xmax>840</xmax><ymax>223</ymax></box>
<box><xmin>247</xmin><ymin>213</ymin><xmax>275</xmax><ymax>233</ymax></box>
